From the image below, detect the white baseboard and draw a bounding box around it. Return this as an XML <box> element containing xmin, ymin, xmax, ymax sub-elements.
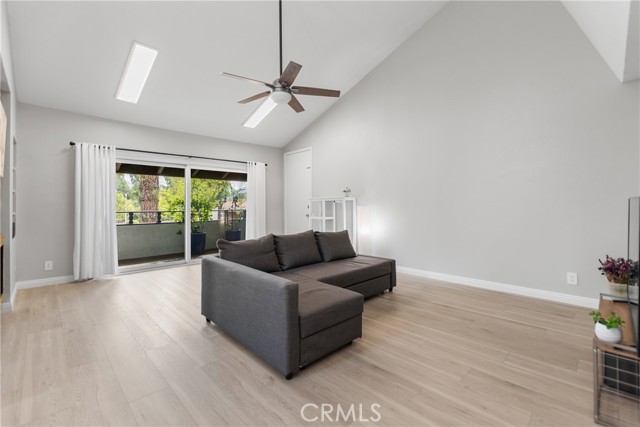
<box><xmin>1</xmin><ymin>282</ymin><xmax>18</xmax><ymax>312</ymax></box>
<box><xmin>397</xmin><ymin>266</ymin><xmax>599</xmax><ymax>308</ymax></box>
<box><xmin>16</xmin><ymin>275</ymin><xmax>75</xmax><ymax>290</ymax></box>
<box><xmin>2</xmin><ymin>276</ymin><xmax>75</xmax><ymax>312</ymax></box>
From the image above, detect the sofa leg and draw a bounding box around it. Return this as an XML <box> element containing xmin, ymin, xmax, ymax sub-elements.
<box><xmin>389</xmin><ymin>287</ymin><xmax>393</xmax><ymax>293</ymax></box>
<box><xmin>205</xmin><ymin>318</ymin><xmax>210</xmax><ymax>323</ymax></box>
<box><xmin>285</xmin><ymin>373</ymin><xmax>294</xmax><ymax>380</ymax></box>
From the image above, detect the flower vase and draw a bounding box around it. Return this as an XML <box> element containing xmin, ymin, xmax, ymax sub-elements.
<box><xmin>595</xmin><ymin>322</ymin><xmax>622</xmax><ymax>344</ymax></box>
<box><xmin>608</xmin><ymin>281</ymin><xmax>628</xmax><ymax>297</ymax></box>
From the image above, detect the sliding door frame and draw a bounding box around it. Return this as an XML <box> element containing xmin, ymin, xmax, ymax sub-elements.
<box><xmin>115</xmin><ymin>150</ymin><xmax>247</xmax><ymax>274</ymax></box>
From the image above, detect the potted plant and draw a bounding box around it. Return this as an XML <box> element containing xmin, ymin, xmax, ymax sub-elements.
<box><xmin>171</xmin><ymin>197</ymin><xmax>212</xmax><ymax>256</ymax></box>
<box><xmin>224</xmin><ymin>188</ymin><xmax>245</xmax><ymax>241</ymax></box>
<box><xmin>589</xmin><ymin>310</ymin><xmax>625</xmax><ymax>344</ymax></box>
<box><xmin>190</xmin><ymin>198</ymin><xmax>212</xmax><ymax>255</ymax></box>
<box><xmin>597</xmin><ymin>255</ymin><xmax>638</xmax><ymax>297</ymax></box>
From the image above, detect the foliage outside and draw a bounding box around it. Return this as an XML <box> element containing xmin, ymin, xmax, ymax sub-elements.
<box><xmin>116</xmin><ymin>173</ymin><xmax>246</xmax><ymax>231</ymax></box>
<box><xmin>589</xmin><ymin>310</ymin><xmax>625</xmax><ymax>329</ymax></box>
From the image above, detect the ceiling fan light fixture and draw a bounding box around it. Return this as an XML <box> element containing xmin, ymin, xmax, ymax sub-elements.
<box><xmin>270</xmin><ymin>89</ymin><xmax>292</xmax><ymax>104</ymax></box>
<box><xmin>115</xmin><ymin>42</ymin><xmax>158</xmax><ymax>104</ymax></box>
<box><xmin>220</xmin><ymin>0</ymin><xmax>340</xmax><ymax>127</ymax></box>
<box><xmin>242</xmin><ymin>96</ymin><xmax>277</xmax><ymax>128</ymax></box>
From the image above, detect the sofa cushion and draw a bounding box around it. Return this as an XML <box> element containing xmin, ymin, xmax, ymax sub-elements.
<box><xmin>217</xmin><ymin>234</ymin><xmax>281</xmax><ymax>273</ymax></box>
<box><xmin>297</xmin><ymin>280</ymin><xmax>363</xmax><ymax>338</ymax></box>
<box><xmin>273</xmin><ymin>230</ymin><xmax>323</xmax><ymax>271</ymax></box>
<box><xmin>314</xmin><ymin>230</ymin><xmax>357</xmax><ymax>262</ymax></box>
<box><xmin>285</xmin><ymin>255</ymin><xmax>392</xmax><ymax>288</ymax></box>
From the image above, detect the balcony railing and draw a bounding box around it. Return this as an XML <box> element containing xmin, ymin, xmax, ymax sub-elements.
<box><xmin>116</xmin><ymin>209</ymin><xmax>245</xmax><ymax>225</ymax></box>
<box><xmin>116</xmin><ymin>209</ymin><xmax>246</xmax><ymax>264</ymax></box>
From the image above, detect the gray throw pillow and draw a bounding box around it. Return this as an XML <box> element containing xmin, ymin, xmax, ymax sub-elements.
<box><xmin>217</xmin><ymin>234</ymin><xmax>281</xmax><ymax>273</ymax></box>
<box><xmin>314</xmin><ymin>230</ymin><xmax>357</xmax><ymax>262</ymax></box>
<box><xmin>273</xmin><ymin>230</ymin><xmax>323</xmax><ymax>270</ymax></box>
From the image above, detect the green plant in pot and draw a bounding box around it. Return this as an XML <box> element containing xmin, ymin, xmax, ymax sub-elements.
<box><xmin>172</xmin><ymin>198</ymin><xmax>212</xmax><ymax>256</ymax></box>
<box><xmin>589</xmin><ymin>310</ymin><xmax>625</xmax><ymax>344</ymax></box>
<box><xmin>190</xmin><ymin>198</ymin><xmax>212</xmax><ymax>255</ymax></box>
<box><xmin>224</xmin><ymin>188</ymin><xmax>245</xmax><ymax>241</ymax></box>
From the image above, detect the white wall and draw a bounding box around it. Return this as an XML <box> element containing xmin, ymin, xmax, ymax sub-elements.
<box><xmin>16</xmin><ymin>103</ymin><xmax>284</xmax><ymax>282</ymax></box>
<box><xmin>284</xmin><ymin>1</ymin><xmax>640</xmax><ymax>300</ymax></box>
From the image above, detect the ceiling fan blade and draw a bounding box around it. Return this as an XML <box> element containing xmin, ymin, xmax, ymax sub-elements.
<box><xmin>291</xmin><ymin>86</ymin><xmax>341</xmax><ymax>98</ymax></box>
<box><xmin>242</xmin><ymin>96</ymin><xmax>277</xmax><ymax>128</ymax></box>
<box><xmin>238</xmin><ymin>91</ymin><xmax>271</xmax><ymax>104</ymax></box>
<box><xmin>288</xmin><ymin>94</ymin><xmax>305</xmax><ymax>113</ymax></box>
<box><xmin>278</xmin><ymin>61</ymin><xmax>302</xmax><ymax>87</ymax></box>
<box><xmin>220</xmin><ymin>72</ymin><xmax>274</xmax><ymax>88</ymax></box>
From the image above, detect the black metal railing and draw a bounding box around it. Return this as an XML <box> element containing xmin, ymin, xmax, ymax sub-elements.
<box><xmin>116</xmin><ymin>209</ymin><xmax>246</xmax><ymax>225</ymax></box>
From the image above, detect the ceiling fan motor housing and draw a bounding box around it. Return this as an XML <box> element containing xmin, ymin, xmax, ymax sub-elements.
<box><xmin>270</xmin><ymin>87</ymin><xmax>292</xmax><ymax>104</ymax></box>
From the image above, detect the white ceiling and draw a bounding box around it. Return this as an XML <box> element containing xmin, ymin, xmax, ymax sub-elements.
<box><xmin>6</xmin><ymin>0</ymin><xmax>447</xmax><ymax>147</ymax></box>
<box><xmin>562</xmin><ymin>0</ymin><xmax>640</xmax><ymax>82</ymax></box>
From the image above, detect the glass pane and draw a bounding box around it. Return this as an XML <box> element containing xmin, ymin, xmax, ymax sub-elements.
<box><xmin>190</xmin><ymin>175</ymin><xmax>246</xmax><ymax>260</ymax></box>
<box><xmin>116</xmin><ymin>168</ymin><xmax>185</xmax><ymax>267</ymax></box>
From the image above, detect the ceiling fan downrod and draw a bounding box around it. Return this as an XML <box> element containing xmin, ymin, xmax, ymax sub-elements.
<box><xmin>279</xmin><ymin>0</ymin><xmax>283</xmax><ymax>76</ymax></box>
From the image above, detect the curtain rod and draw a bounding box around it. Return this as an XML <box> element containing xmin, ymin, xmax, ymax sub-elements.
<box><xmin>68</xmin><ymin>142</ymin><xmax>267</xmax><ymax>167</ymax></box>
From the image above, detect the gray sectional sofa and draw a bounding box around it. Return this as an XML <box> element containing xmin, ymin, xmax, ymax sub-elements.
<box><xmin>201</xmin><ymin>230</ymin><xmax>396</xmax><ymax>379</ymax></box>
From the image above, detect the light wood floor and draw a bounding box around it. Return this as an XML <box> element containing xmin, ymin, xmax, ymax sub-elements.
<box><xmin>1</xmin><ymin>265</ymin><xmax>598</xmax><ymax>426</ymax></box>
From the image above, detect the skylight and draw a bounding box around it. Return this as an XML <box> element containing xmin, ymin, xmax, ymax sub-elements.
<box><xmin>115</xmin><ymin>42</ymin><xmax>158</xmax><ymax>104</ymax></box>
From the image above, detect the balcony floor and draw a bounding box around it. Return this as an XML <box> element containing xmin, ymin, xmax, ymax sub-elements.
<box><xmin>118</xmin><ymin>248</ymin><xmax>218</xmax><ymax>267</ymax></box>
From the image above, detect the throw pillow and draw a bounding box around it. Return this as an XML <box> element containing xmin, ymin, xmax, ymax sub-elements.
<box><xmin>217</xmin><ymin>234</ymin><xmax>281</xmax><ymax>273</ymax></box>
<box><xmin>314</xmin><ymin>230</ymin><xmax>357</xmax><ymax>262</ymax></box>
<box><xmin>273</xmin><ymin>230</ymin><xmax>323</xmax><ymax>270</ymax></box>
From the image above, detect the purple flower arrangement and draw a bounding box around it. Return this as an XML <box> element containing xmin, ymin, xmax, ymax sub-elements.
<box><xmin>597</xmin><ymin>255</ymin><xmax>634</xmax><ymax>284</ymax></box>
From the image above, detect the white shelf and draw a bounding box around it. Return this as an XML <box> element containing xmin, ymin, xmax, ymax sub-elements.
<box><xmin>308</xmin><ymin>197</ymin><xmax>357</xmax><ymax>249</ymax></box>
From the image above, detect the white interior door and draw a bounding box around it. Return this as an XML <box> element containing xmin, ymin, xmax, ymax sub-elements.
<box><xmin>284</xmin><ymin>148</ymin><xmax>312</xmax><ymax>234</ymax></box>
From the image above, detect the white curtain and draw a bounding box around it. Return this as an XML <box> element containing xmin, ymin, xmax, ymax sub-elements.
<box><xmin>73</xmin><ymin>143</ymin><xmax>118</xmax><ymax>280</ymax></box>
<box><xmin>245</xmin><ymin>161</ymin><xmax>267</xmax><ymax>239</ymax></box>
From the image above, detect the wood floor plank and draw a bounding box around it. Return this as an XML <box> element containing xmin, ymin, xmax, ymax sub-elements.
<box><xmin>129</xmin><ymin>387</ymin><xmax>197</xmax><ymax>426</ymax></box>
<box><xmin>145</xmin><ymin>343</ymin><xmax>228</xmax><ymax>425</ymax></box>
<box><xmin>93</xmin><ymin>320</ymin><xmax>168</xmax><ymax>402</ymax></box>
<box><xmin>1</xmin><ymin>264</ymin><xmax>614</xmax><ymax>427</ymax></box>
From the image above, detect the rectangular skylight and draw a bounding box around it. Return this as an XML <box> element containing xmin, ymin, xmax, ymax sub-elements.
<box><xmin>115</xmin><ymin>42</ymin><xmax>158</xmax><ymax>104</ymax></box>
<box><xmin>242</xmin><ymin>96</ymin><xmax>277</xmax><ymax>128</ymax></box>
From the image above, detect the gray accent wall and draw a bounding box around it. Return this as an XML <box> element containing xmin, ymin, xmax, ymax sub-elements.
<box><xmin>16</xmin><ymin>104</ymin><xmax>284</xmax><ymax>282</ymax></box>
<box><xmin>283</xmin><ymin>1</ymin><xmax>640</xmax><ymax>299</ymax></box>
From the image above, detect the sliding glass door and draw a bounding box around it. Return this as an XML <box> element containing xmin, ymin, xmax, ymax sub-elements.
<box><xmin>189</xmin><ymin>169</ymin><xmax>247</xmax><ymax>260</ymax></box>
<box><xmin>114</xmin><ymin>155</ymin><xmax>248</xmax><ymax>271</ymax></box>
<box><xmin>116</xmin><ymin>163</ymin><xmax>186</xmax><ymax>268</ymax></box>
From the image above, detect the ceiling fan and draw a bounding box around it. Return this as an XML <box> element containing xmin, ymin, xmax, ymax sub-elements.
<box><xmin>220</xmin><ymin>0</ymin><xmax>341</xmax><ymax>128</ymax></box>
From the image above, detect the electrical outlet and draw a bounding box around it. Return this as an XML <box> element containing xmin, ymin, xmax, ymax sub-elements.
<box><xmin>567</xmin><ymin>272</ymin><xmax>578</xmax><ymax>285</ymax></box>
<box><xmin>44</xmin><ymin>261</ymin><xmax>53</xmax><ymax>271</ymax></box>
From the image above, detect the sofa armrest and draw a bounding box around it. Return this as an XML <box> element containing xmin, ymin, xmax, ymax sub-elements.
<box><xmin>201</xmin><ymin>256</ymin><xmax>300</xmax><ymax>377</ymax></box>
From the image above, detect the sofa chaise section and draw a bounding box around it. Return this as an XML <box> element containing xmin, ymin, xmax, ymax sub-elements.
<box><xmin>277</xmin><ymin>255</ymin><xmax>396</xmax><ymax>298</ymax></box>
<box><xmin>201</xmin><ymin>256</ymin><xmax>363</xmax><ymax>378</ymax></box>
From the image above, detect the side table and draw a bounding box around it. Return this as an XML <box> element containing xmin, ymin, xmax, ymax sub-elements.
<box><xmin>593</xmin><ymin>340</ymin><xmax>639</xmax><ymax>426</ymax></box>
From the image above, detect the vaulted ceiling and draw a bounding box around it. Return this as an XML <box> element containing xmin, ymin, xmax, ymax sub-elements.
<box><xmin>5</xmin><ymin>0</ymin><xmax>447</xmax><ymax>147</ymax></box>
<box><xmin>5</xmin><ymin>1</ymin><xmax>638</xmax><ymax>148</ymax></box>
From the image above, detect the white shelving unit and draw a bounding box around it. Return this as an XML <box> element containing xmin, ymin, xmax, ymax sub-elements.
<box><xmin>308</xmin><ymin>197</ymin><xmax>357</xmax><ymax>249</ymax></box>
